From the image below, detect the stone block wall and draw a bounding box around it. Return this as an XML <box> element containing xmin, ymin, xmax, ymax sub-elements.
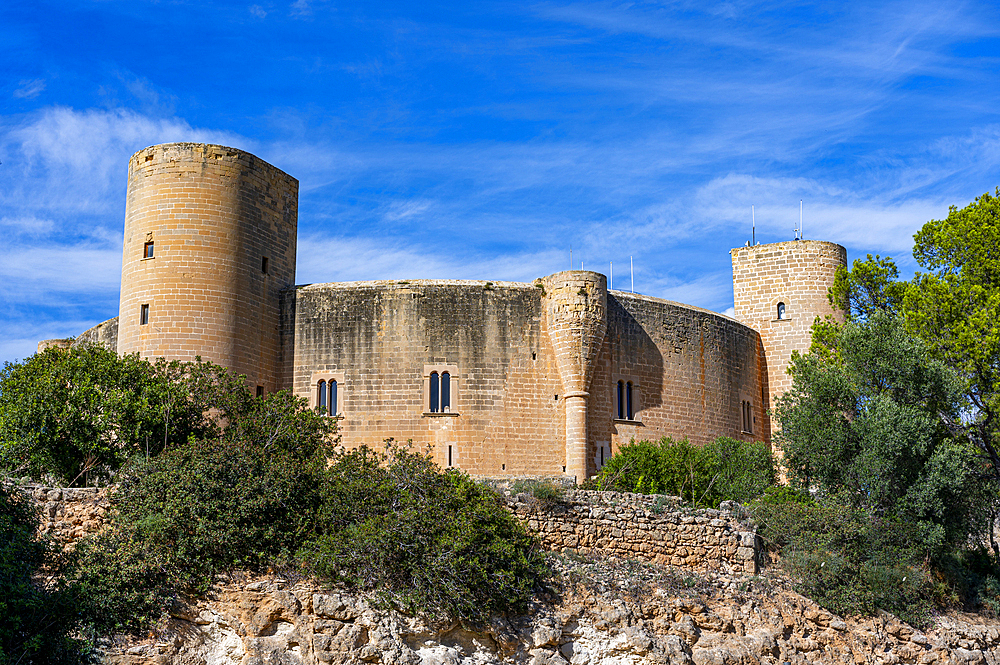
<box><xmin>283</xmin><ymin>279</ymin><xmax>766</xmax><ymax>479</ymax></box>
<box><xmin>9</xmin><ymin>483</ymin><xmax>108</xmax><ymax>548</ymax></box>
<box><xmin>283</xmin><ymin>279</ymin><xmax>566</xmax><ymax>476</ymax></box>
<box><xmin>506</xmin><ymin>490</ymin><xmax>759</xmax><ymax>575</ymax></box>
<box><xmin>592</xmin><ymin>293</ymin><xmax>766</xmax><ymax>459</ymax></box>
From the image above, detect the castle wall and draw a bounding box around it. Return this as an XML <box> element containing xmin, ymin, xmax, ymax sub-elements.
<box><xmin>731</xmin><ymin>240</ymin><xmax>846</xmax><ymax>411</ymax></box>
<box><xmin>117</xmin><ymin>143</ymin><xmax>297</xmax><ymax>393</ymax></box>
<box><xmin>589</xmin><ymin>293</ymin><xmax>767</xmax><ymax>475</ymax></box>
<box><xmin>285</xmin><ymin>280</ymin><xmax>566</xmax><ymax>476</ymax></box>
<box><xmin>285</xmin><ymin>280</ymin><xmax>765</xmax><ymax>479</ymax></box>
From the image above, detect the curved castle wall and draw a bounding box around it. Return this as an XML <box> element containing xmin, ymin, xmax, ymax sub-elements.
<box><xmin>284</xmin><ymin>279</ymin><xmax>766</xmax><ymax>479</ymax></box>
<box><xmin>117</xmin><ymin>143</ymin><xmax>298</xmax><ymax>392</ymax></box>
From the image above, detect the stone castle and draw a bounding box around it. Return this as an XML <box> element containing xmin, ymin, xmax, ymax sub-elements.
<box><xmin>41</xmin><ymin>143</ymin><xmax>846</xmax><ymax>482</ymax></box>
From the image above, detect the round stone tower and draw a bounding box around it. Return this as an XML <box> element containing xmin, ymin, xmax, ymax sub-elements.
<box><xmin>117</xmin><ymin>143</ymin><xmax>298</xmax><ymax>393</ymax></box>
<box><xmin>542</xmin><ymin>271</ymin><xmax>608</xmax><ymax>483</ymax></box>
<box><xmin>731</xmin><ymin>240</ymin><xmax>847</xmax><ymax>411</ymax></box>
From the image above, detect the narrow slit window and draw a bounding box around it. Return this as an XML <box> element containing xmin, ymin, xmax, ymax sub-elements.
<box><xmin>140</xmin><ymin>304</ymin><xmax>149</xmax><ymax>325</ymax></box>
<box><xmin>440</xmin><ymin>372</ymin><xmax>451</xmax><ymax>412</ymax></box>
<box><xmin>429</xmin><ymin>372</ymin><xmax>440</xmax><ymax>413</ymax></box>
<box><xmin>617</xmin><ymin>381</ymin><xmax>625</xmax><ymax>419</ymax></box>
<box><xmin>143</xmin><ymin>241</ymin><xmax>154</xmax><ymax>258</ymax></box>
<box><xmin>447</xmin><ymin>445</ymin><xmax>453</xmax><ymax>467</ymax></box>
<box><xmin>318</xmin><ymin>380</ymin><xmax>327</xmax><ymax>412</ymax></box>
<box><xmin>261</xmin><ymin>256</ymin><xmax>269</xmax><ymax>274</ymax></box>
<box><xmin>626</xmin><ymin>382</ymin><xmax>634</xmax><ymax>420</ymax></box>
<box><xmin>777</xmin><ymin>302</ymin><xmax>786</xmax><ymax>320</ymax></box>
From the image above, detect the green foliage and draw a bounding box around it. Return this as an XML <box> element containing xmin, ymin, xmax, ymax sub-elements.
<box><xmin>0</xmin><ymin>484</ymin><xmax>83</xmax><ymax>664</ymax></box>
<box><xmin>0</xmin><ymin>347</ymin><xmax>240</xmax><ymax>485</ymax></box>
<box><xmin>70</xmin><ymin>434</ymin><xmax>545</xmax><ymax>634</ymax></box>
<box><xmin>829</xmin><ymin>254</ymin><xmax>908</xmax><ymax>322</ymax></box>
<box><xmin>69</xmin><ymin>389</ymin><xmax>334</xmax><ymax>635</ymax></box>
<box><xmin>754</xmin><ymin>492</ymin><xmax>935</xmax><ymax>626</ymax></box>
<box><xmin>510</xmin><ymin>478</ymin><xmax>565</xmax><ymax>505</ymax></box>
<box><xmin>592</xmin><ymin>436</ymin><xmax>775</xmax><ymax>507</ymax></box>
<box><xmin>776</xmin><ymin>313</ymin><xmax>995</xmax><ymax>554</ymax></box>
<box><xmin>906</xmin><ymin>188</ymin><xmax>1000</xmax><ymax>486</ymax></box>
<box><xmin>301</xmin><ymin>443</ymin><xmax>547</xmax><ymax>624</ymax></box>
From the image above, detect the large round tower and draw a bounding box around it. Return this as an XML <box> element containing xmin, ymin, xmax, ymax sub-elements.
<box><xmin>731</xmin><ymin>240</ymin><xmax>846</xmax><ymax>413</ymax></box>
<box><xmin>117</xmin><ymin>143</ymin><xmax>298</xmax><ymax>393</ymax></box>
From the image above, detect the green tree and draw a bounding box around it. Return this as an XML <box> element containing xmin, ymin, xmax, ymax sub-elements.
<box><xmin>0</xmin><ymin>347</ymin><xmax>238</xmax><ymax>485</ymax></box>
<box><xmin>775</xmin><ymin>313</ymin><xmax>993</xmax><ymax>553</ymax></box>
<box><xmin>906</xmin><ymin>188</ymin><xmax>1000</xmax><ymax>486</ymax></box>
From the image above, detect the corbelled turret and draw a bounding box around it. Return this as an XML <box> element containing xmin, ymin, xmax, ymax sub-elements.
<box><xmin>542</xmin><ymin>271</ymin><xmax>608</xmax><ymax>482</ymax></box>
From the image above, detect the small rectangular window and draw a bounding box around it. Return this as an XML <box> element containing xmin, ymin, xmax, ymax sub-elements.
<box><xmin>143</xmin><ymin>241</ymin><xmax>154</xmax><ymax>258</ymax></box>
<box><xmin>256</xmin><ymin>386</ymin><xmax>264</xmax><ymax>398</ymax></box>
<box><xmin>140</xmin><ymin>304</ymin><xmax>149</xmax><ymax>325</ymax></box>
<box><xmin>261</xmin><ymin>256</ymin><xmax>269</xmax><ymax>274</ymax></box>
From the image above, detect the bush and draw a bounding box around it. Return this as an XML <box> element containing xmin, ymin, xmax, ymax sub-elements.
<box><xmin>593</xmin><ymin>436</ymin><xmax>775</xmax><ymax>507</ymax></box>
<box><xmin>0</xmin><ymin>348</ymin><xmax>238</xmax><ymax>485</ymax></box>
<box><xmin>0</xmin><ymin>484</ymin><xmax>83</xmax><ymax>663</ymax></box>
<box><xmin>301</xmin><ymin>444</ymin><xmax>548</xmax><ymax>624</ymax></box>
<box><xmin>69</xmin><ymin>389</ymin><xmax>334</xmax><ymax>636</ymax></box>
<box><xmin>510</xmin><ymin>479</ymin><xmax>565</xmax><ymax>506</ymax></box>
<box><xmin>754</xmin><ymin>491</ymin><xmax>938</xmax><ymax>626</ymax></box>
<box><xmin>70</xmin><ymin>433</ymin><xmax>547</xmax><ymax>634</ymax></box>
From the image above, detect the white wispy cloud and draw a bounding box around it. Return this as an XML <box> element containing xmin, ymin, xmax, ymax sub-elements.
<box><xmin>13</xmin><ymin>79</ymin><xmax>45</xmax><ymax>99</ymax></box>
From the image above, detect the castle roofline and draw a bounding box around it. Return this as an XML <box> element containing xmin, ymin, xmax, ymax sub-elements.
<box><xmin>730</xmin><ymin>238</ymin><xmax>845</xmax><ymax>255</ymax></box>
<box><xmin>293</xmin><ymin>278</ymin><xmax>740</xmax><ymax>323</ymax></box>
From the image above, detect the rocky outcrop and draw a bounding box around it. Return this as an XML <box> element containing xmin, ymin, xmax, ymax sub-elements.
<box><xmin>104</xmin><ymin>557</ymin><xmax>1000</xmax><ymax>665</ymax></box>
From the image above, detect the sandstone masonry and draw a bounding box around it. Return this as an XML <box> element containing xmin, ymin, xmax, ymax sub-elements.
<box><xmin>43</xmin><ymin>143</ymin><xmax>844</xmax><ymax>481</ymax></box>
<box><xmin>506</xmin><ymin>490</ymin><xmax>759</xmax><ymax>575</ymax></box>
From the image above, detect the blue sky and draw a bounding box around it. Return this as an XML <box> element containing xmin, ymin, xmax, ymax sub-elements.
<box><xmin>2</xmin><ymin>0</ymin><xmax>999</xmax><ymax>366</ymax></box>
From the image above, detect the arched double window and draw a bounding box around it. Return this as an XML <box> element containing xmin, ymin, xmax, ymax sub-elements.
<box><xmin>429</xmin><ymin>371</ymin><xmax>451</xmax><ymax>413</ymax></box>
<box><xmin>616</xmin><ymin>380</ymin><xmax>635</xmax><ymax>421</ymax></box>
<box><xmin>317</xmin><ymin>379</ymin><xmax>338</xmax><ymax>416</ymax></box>
<box><xmin>741</xmin><ymin>400</ymin><xmax>754</xmax><ymax>434</ymax></box>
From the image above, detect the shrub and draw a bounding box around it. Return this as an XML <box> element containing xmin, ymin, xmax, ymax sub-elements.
<box><xmin>300</xmin><ymin>444</ymin><xmax>548</xmax><ymax>624</ymax></box>
<box><xmin>69</xmin><ymin>389</ymin><xmax>334</xmax><ymax>636</ymax></box>
<box><xmin>593</xmin><ymin>436</ymin><xmax>775</xmax><ymax>507</ymax></box>
<box><xmin>0</xmin><ymin>484</ymin><xmax>83</xmax><ymax>663</ymax></box>
<box><xmin>510</xmin><ymin>479</ymin><xmax>565</xmax><ymax>506</ymax></box>
<box><xmin>0</xmin><ymin>348</ymin><xmax>239</xmax><ymax>485</ymax></box>
<box><xmin>754</xmin><ymin>491</ymin><xmax>937</xmax><ymax>626</ymax></box>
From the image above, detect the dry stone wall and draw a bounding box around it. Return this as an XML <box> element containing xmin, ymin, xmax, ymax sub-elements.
<box><xmin>8</xmin><ymin>482</ymin><xmax>108</xmax><ymax>548</ymax></box>
<box><xmin>505</xmin><ymin>490</ymin><xmax>759</xmax><ymax>575</ymax></box>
